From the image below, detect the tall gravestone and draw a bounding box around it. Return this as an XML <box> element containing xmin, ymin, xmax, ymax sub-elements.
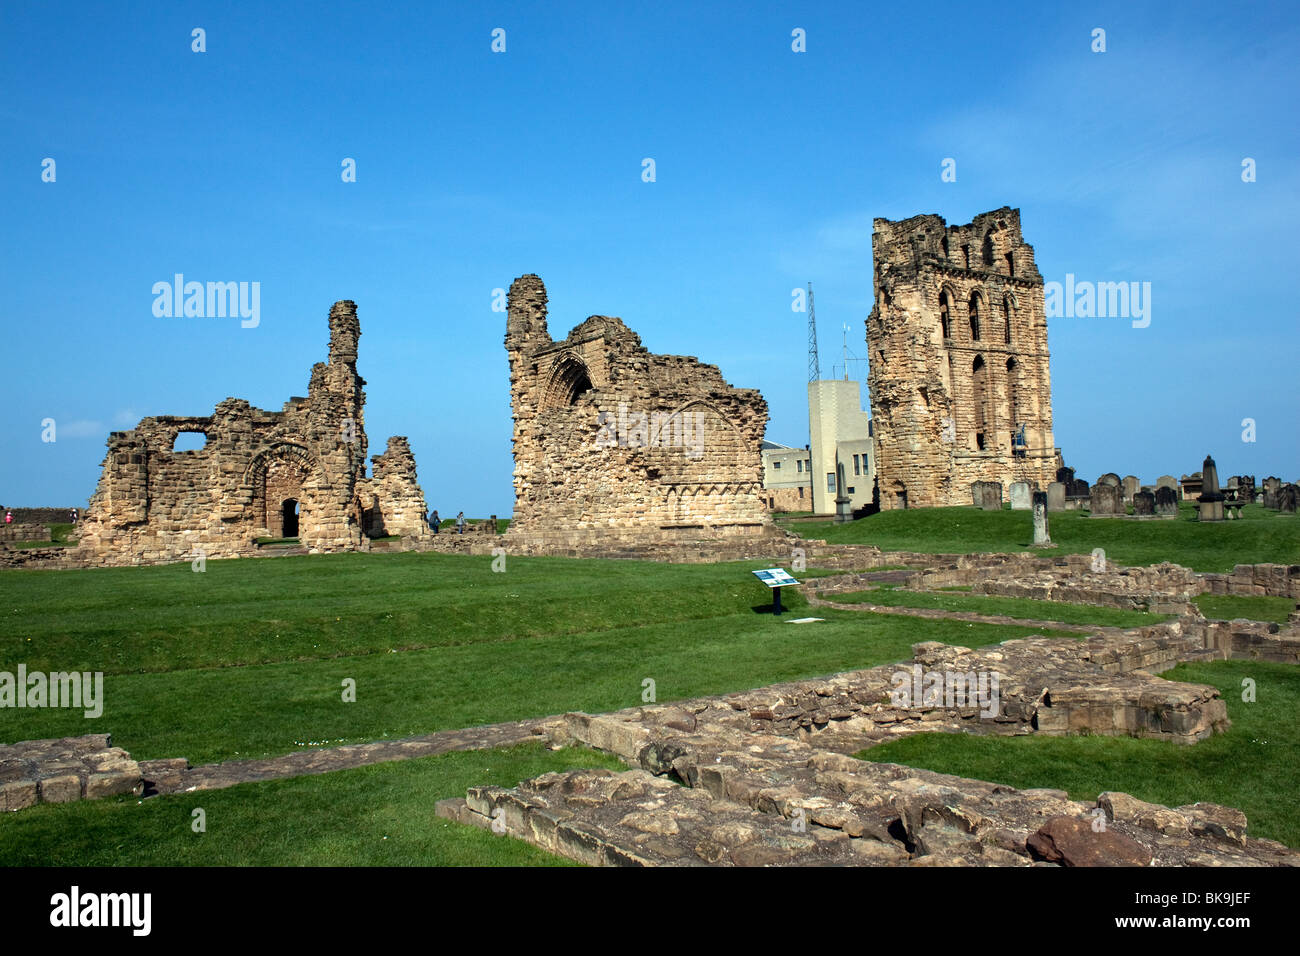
<box><xmin>1121</xmin><ymin>476</ymin><xmax>1140</xmax><ymax>502</ymax></box>
<box><xmin>1009</xmin><ymin>481</ymin><xmax>1032</xmax><ymax>510</ymax></box>
<box><xmin>1032</xmin><ymin>491</ymin><xmax>1052</xmax><ymax>546</ymax></box>
<box><xmin>1090</xmin><ymin>483</ymin><xmax>1122</xmax><ymax>516</ymax></box>
<box><xmin>1263</xmin><ymin>477</ymin><xmax>1281</xmax><ymax>510</ymax></box>
<box><xmin>1280</xmin><ymin>484</ymin><xmax>1298</xmax><ymax>514</ymax></box>
<box><xmin>1047</xmin><ymin>481</ymin><xmax>1066</xmax><ymax>513</ymax></box>
<box><xmin>1098</xmin><ymin>473</ymin><xmax>1121</xmax><ymax>488</ymax></box>
<box><xmin>1198</xmin><ymin>454</ymin><xmax>1225</xmax><ymax>522</ymax></box>
<box><xmin>1132</xmin><ymin>490</ymin><xmax>1155</xmax><ymax>517</ymax></box>
<box><xmin>1154</xmin><ymin>485</ymin><xmax>1179</xmax><ymax>518</ymax></box>
<box><xmin>1156</xmin><ymin>475</ymin><xmax>1177</xmax><ymax>492</ymax></box>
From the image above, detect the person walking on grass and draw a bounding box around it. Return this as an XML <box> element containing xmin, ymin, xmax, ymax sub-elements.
<box><xmin>456</xmin><ymin>511</ymin><xmax>466</xmax><ymax>535</ymax></box>
<box><xmin>429</xmin><ymin>509</ymin><xmax>440</xmax><ymax>535</ymax></box>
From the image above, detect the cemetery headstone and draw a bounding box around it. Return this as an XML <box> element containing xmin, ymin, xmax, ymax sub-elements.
<box><xmin>1047</xmin><ymin>481</ymin><xmax>1066</xmax><ymax>513</ymax></box>
<box><xmin>1090</xmin><ymin>483</ymin><xmax>1122</xmax><ymax>516</ymax></box>
<box><xmin>1154</xmin><ymin>485</ymin><xmax>1179</xmax><ymax>518</ymax></box>
<box><xmin>1009</xmin><ymin>481</ymin><xmax>1032</xmax><ymax>510</ymax></box>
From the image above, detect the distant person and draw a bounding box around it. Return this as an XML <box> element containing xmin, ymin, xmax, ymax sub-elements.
<box><xmin>456</xmin><ymin>511</ymin><xmax>466</xmax><ymax>535</ymax></box>
<box><xmin>70</xmin><ymin>507</ymin><xmax>78</xmax><ymax>524</ymax></box>
<box><xmin>4</xmin><ymin>511</ymin><xmax>11</xmax><ymax>525</ymax></box>
<box><xmin>429</xmin><ymin>509</ymin><xmax>440</xmax><ymax>535</ymax></box>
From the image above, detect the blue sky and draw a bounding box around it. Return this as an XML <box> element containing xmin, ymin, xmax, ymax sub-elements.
<box><xmin>2</xmin><ymin>0</ymin><xmax>1297</xmax><ymax>516</ymax></box>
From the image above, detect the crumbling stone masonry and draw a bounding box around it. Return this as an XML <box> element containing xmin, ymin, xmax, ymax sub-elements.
<box><xmin>441</xmin><ymin>627</ymin><xmax>1298</xmax><ymax>866</ymax></box>
<box><xmin>504</xmin><ymin>275</ymin><xmax>778</xmax><ymax>546</ymax></box>
<box><xmin>0</xmin><ymin>734</ymin><xmax>142</xmax><ymax>811</ymax></box>
<box><xmin>867</xmin><ymin>208</ymin><xmax>1059</xmax><ymax>509</ymax></box>
<box><xmin>75</xmin><ymin>301</ymin><xmax>429</xmax><ymax>565</ymax></box>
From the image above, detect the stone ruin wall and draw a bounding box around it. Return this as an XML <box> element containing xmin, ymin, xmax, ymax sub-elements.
<box><xmin>354</xmin><ymin>436</ymin><xmax>430</xmax><ymax>539</ymax></box>
<box><xmin>73</xmin><ymin>300</ymin><xmax>429</xmax><ymax>566</ymax></box>
<box><xmin>504</xmin><ymin>274</ymin><xmax>776</xmax><ymax>544</ymax></box>
<box><xmin>866</xmin><ymin>207</ymin><xmax>1058</xmax><ymax>509</ymax></box>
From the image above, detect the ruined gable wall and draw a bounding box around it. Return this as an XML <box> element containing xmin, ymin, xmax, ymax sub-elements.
<box><xmin>505</xmin><ymin>274</ymin><xmax>774</xmax><ymax>539</ymax></box>
<box><xmin>355</xmin><ymin>436</ymin><xmax>430</xmax><ymax>539</ymax></box>
<box><xmin>867</xmin><ymin>208</ymin><xmax>1058</xmax><ymax>509</ymax></box>
<box><xmin>76</xmin><ymin>300</ymin><xmax>376</xmax><ymax>564</ymax></box>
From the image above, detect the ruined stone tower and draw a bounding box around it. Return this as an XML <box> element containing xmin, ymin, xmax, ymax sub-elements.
<box><xmin>504</xmin><ymin>274</ymin><xmax>776</xmax><ymax>544</ymax></box>
<box><xmin>76</xmin><ymin>300</ymin><xmax>429</xmax><ymax>565</ymax></box>
<box><xmin>866</xmin><ymin>208</ymin><xmax>1058</xmax><ymax>509</ymax></box>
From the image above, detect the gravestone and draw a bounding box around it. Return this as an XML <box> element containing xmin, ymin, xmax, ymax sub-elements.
<box><xmin>1263</xmin><ymin>477</ymin><xmax>1281</xmax><ymax>510</ymax></box>
<box><xmin>1121</xmin><ymin>476</ymin><xmax>1141</xmax><ymax>503</ymax></box>
<box><xmin>1009</xmin><ymin>481</ymin><xmax>1032</xmax><ymax>510</ymax></box>
<box><xmin>1132</xmin><ymin>490</ymin><xmax>1155</xmax><ymax>517</ymax></box>
<box><xmin>1280</xmin><ymin>484</ymin><xmax>1298</xmax><ymax>514</ymax></box>
<box><xmin>1065</xmin><ymin>478</ymin><xmax>1090</xmax><ymax>510</ymax></box>
<box><xmin>972</xmin><ymin>481</ymin><xmax>1003</xmax><ymax>511</ymax></box>
<box><xmin>1047</xmin><ymin>481</ymin><xmax>1066</xmax><ymax>512</ymax></box>
<box><xmin>1154</xmin><ymin>485</ymin><xmax>1179</xmax><ymax>518</ymax></box>
<box><xmin>1197</xmin><ymin>455</ymin><xmax>1224</xmax><ymax>522</ymax></box>
<box><xmin>1156</xmin><ymin>475</ymin><xmax>1177</xmax><ymax>492</ymax></box>
<box><xmin>1236</xmin><ymin>475</ymin><xmax>1255</xmax><ymax>503</ymax></box>
<box><xmin>1181</xmin><ymin>473</ymin><xmax>1203</xmax><ymax>500</ymax></box>
<box><xmin>1090</xmin><ymin>483</ymin><xmax>1122</xmax><ymax>516</ymax></box>
<box><xmin>1098</xmin><ymin>473</ymin><xmax>1121</xmax><ymax>488</ymax></box>
<box><xmin>1056</xmin><ymin>466</ymin><xmax>1075</xmax><ymax>486</ymax></box>
<box><xmin>1032</xmin><ymin>491</ymin><xmax>1051</xmax><ymax>546</ymax></box>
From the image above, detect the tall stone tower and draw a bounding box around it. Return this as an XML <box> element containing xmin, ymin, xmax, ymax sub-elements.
<box><xmin>865</xmin><ymin>207</ymin><xmax>1058</xmax><ymax>509</ymax></box>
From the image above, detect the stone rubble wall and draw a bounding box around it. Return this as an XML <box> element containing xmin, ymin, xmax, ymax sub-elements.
<box><xmin>355</xmin><ymin>436</ymin><xmax>430</xmax><ymax>540</ymax></box>
<box><xmin>64</xmin><ymin>300</ymin><xmax>429</xmax><ymax>568</ymax></box>
<box><xmin>504</xmin><ymin>274</ymin><xmax>779</xmax><ymax>542</ymax></box>
<box><xmin>443</xmin><ymin>624</ymin><xmax>1293</xmax><ymax>866</ymax></box>
<box><xmin>1201</xmin><ymin>563</ymin><xmax>1300</xmax><ymax>598</ymax></box>
<box><xmin>443</xmin><ymin>751</ymin><xmax>1292</xmax><ymax>867</ymax></box>
<box><xmin>0</xmin><ymin>524</ymin><xmax>51</xmax><ymax>542</ymax></box>
<box><xmin>0</xmin><ymin>734</ymin><xmax>142</xmax><ymax>811</ymax></box>
<box><xmin>1</xmin><ymin>508</ymin><xmax>81</xmax><ymax>525</ymax></box>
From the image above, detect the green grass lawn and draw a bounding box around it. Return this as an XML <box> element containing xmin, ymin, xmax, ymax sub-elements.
<box><xmin>825</xmin><ymin>587</ymin><xmax>1171</xmax><ymax>628</ymax></box>
<box><xmin>786</xmin><ymin>502</ymin><xmax>1299</xmax><ymax>572</ymax></box>
<box><xmin>1193</xmin><ymin>593</ymin><xmax>1297</xmax><ymax>624</ymax></box>
<box><xmin>0</xmin><ymin>552</ymin><xmax>1079</xmax><ymax>764</ymax></box>
<box><xmin>858</xmin><ymin>659</ymin><xmax>1300</xmax><ymax>847</ymax></box>
<box><xmin>0</xmin><ymin>741</ymin><xmax>623</xmax><ymax>866</ymax></box>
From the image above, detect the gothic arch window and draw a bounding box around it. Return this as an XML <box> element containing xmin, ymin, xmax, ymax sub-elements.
<box><xmin>1006</xmin><ymin>357</ymin><xmax>1019</xmax><ymax>426</ymax></box>
<box><xmin>1003</xmin><ymin>296</ymin><xmax>1013</xmax><ymax>345</ymax></box>
<box><xmin>972</xmin><ymin>355</ymin><xmax>988</xmax><ymax>450</ymax></box>
<box><xmin>982</xmin><ymin>230</ymin><xmax>995</xmax><ymax>267</ymax></box>
<box><xmin>541</xmin><ymin>356</ymin><xmax>594</xmax><ymax>410</ymax></box>
<box><xmin>939</xmin><ymin>291</ymin><xmax>951</xmax><ymax>339</ymax></box>
<box><xmin>968</xmin><ymin>291</ymin><xmax>982</xmax><ymax>341</ymax></box>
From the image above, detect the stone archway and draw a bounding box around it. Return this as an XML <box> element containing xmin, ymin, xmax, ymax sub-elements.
<box><xmin>243</xmin><ymin>443</ymin><xmax>318</xmax><ymax>539</ymax></box>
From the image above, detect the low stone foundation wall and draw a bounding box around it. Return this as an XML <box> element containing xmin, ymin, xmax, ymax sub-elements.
<box><xmin>0</xmin><ymin>523</ymin><xmax>51</xmax><ymax>542</ymax></box>
<box><xmin>0</xmin><ymin>734</ymin><xmax>142</xmax><ymax>811</ymax></box>
<box><xmin>439</xmin><ymin>616</ymin><xmax>1300</xmax><ymax>866</ymax></box>
<box><xmin>1201</xmin><ymin>564</ymin><xmax>1300</xmax><ymax>598</ymax></box>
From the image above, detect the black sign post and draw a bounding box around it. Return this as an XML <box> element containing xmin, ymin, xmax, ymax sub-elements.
<box><xmin>752</xmin><ymin>568</ymin><xmax>800</xmax><ymax>615</ymax></box>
